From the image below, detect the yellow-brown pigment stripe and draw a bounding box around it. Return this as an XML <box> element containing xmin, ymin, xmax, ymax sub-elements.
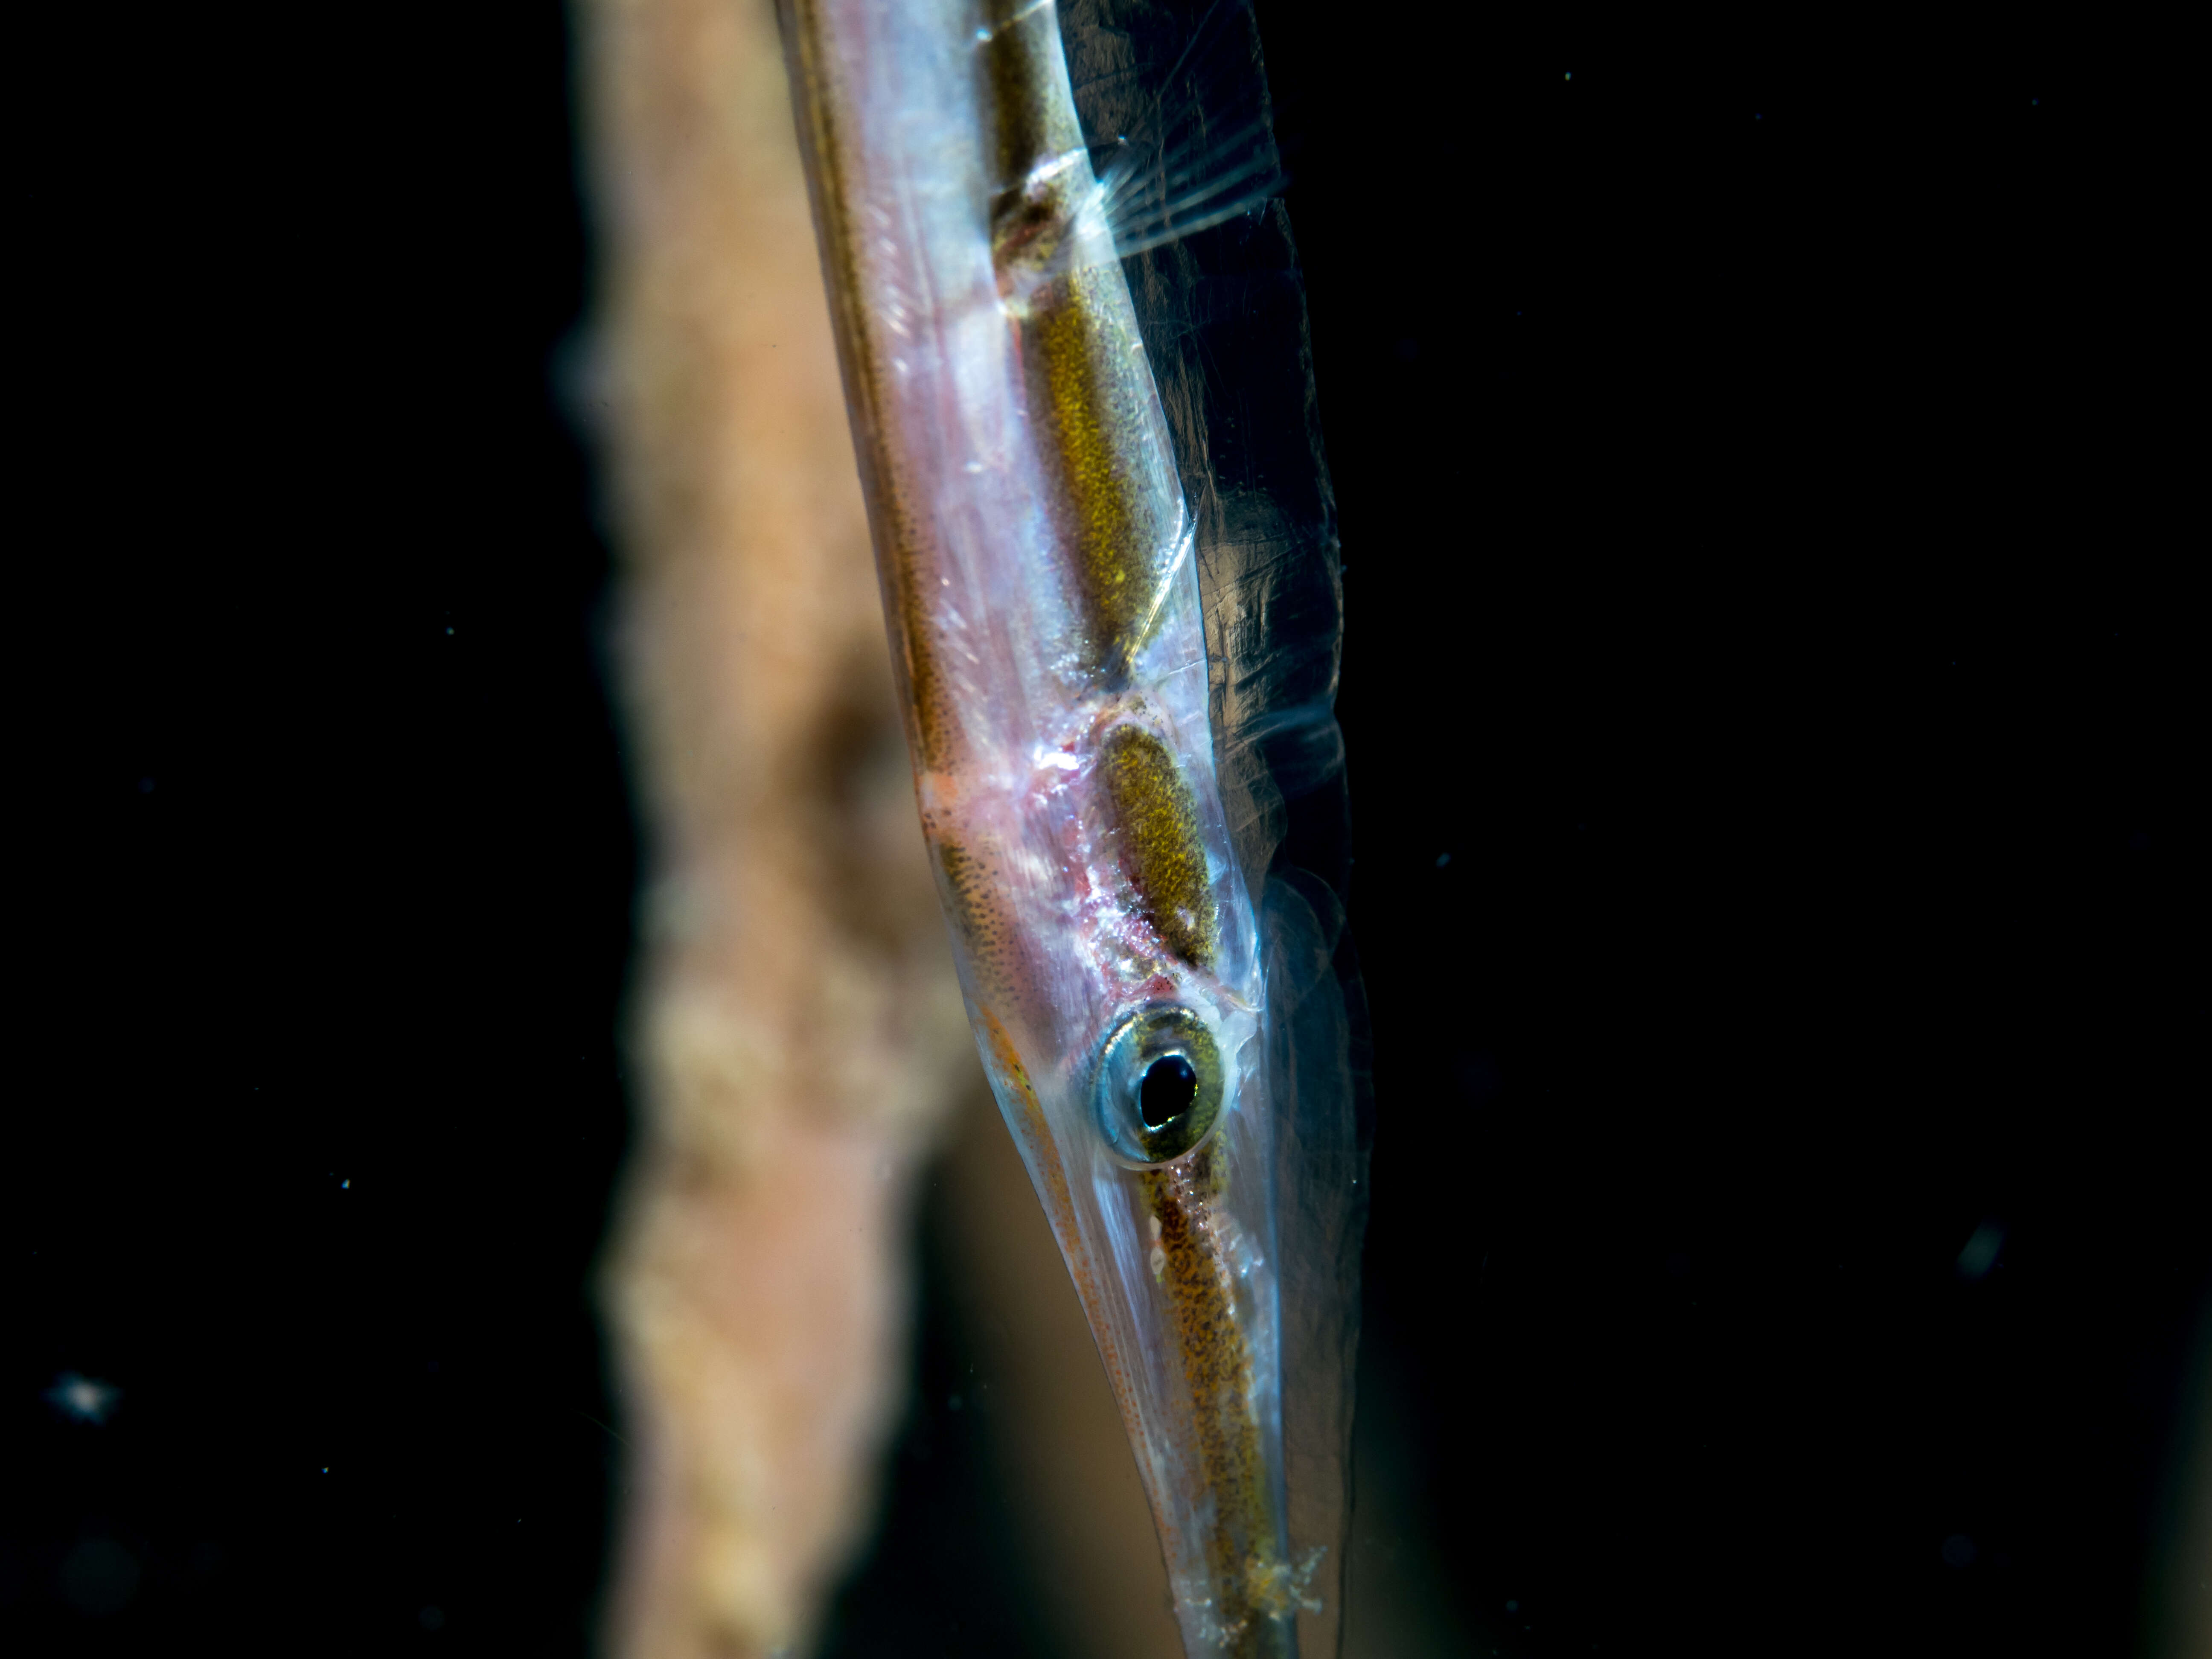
<box><xmin>1141</xmin><ymin>1146</ymin><xmax>1289</xmax><ymax>1659</ymax></box>
<box><xmin>979</xmin><ymin>7</ymin><xmax>1179</xmax><ymax>675</ymax></box>
<box><xmin>978</xmin><ymin>0</ymin><xmax>1085</xmax><ymax>201</ymax></box>
<box><xmin>1031</xmin><ymin>270</ymin><xmax>1166</xmax><ymax>664</ymax></box>
<box><xmin>1100</xmin><ymin>724</ymin><xmax>1218</xmax><ymax>969</ymax></box>
<box><xmin>784</xmin><ymin>0</ymin><xmax>968</xmax><ymax>779</ymax></box>
<box><xmin>933</xmin><ymin>835</ymin><xmax>1028</xmax><ymax>1009</ymax></box>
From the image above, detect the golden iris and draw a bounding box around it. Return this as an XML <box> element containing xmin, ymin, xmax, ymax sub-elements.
<box><xmin>1094</xmin><ymin>1004</ymin><xmax>1224</xmax><ymax>1164</ymax></box>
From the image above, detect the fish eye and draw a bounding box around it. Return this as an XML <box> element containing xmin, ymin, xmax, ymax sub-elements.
<box><xmin>1094</xmin><ymin>1006</ymin><xmax>1222</xmax><ymax>1164</ymax></box>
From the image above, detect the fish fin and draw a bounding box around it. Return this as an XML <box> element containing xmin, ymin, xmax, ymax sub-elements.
<box><xmin>1059</xmin><ymin>0</ymin><xmax>1286</xmax><ymax>262</ymax></box>
<box><xmin>1063</xmin><ymin>10</ymin><xmax>1368</xmax><ymax>1652</ymax></box>
<box><xmin>1261</xmin><ymin>872</ymin><xmax>1371</xmax><ymax>1659</ymax></box>
<box><xmin>1062</xmin><ymin>1</ymin><xmax>1343</xmax><ymax>892</ymax></box>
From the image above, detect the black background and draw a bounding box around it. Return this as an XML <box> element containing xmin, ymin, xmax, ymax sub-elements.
<box><xmin>6</xmin><ymin>6</ymin><xmax>2192</xmax><ymax>1657</ymax></box>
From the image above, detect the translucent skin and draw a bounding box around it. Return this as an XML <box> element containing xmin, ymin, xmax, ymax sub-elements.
<box><xmin>782</xmin><ymin>1</ymin><xmax>1311</xmax><ymax>1651</ymax></box>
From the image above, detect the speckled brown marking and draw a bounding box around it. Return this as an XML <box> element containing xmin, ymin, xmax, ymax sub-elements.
<box><xmin>978</xmin><ymin>0</ymin><xmax>1083</xmax><ymax>201</ymax></box>
<box><xmin>1099</xmin><ymin>724</ymin><xmax>1217</xmax><ymax>969</ymax></box>
<box><xmin>977</xmin><ymin>1008</ymin><xmax>1075</xmax><ymax>1250</ymax></box>
<box><xmin>980</xmin><ymin>3</ymin><xmax>1181</xmax><ymax>676</ymax></box>
<box><xmin>785</xmin><ymin>0</ymin><xmax>1048</xmax><ymax>1041</ymax></box>
<box><xmin>783</xmin><ymin>0</ymin><xmax>967</xmax><ymax>778</ymax></box>
<box><xmin>1029</xmin><ymin>268</ymin><xmax>1162</xmax><ymax>665</ymax></box>
<box><xmin>1140</xmin><ymin>1144</ymin><xmax>1289</xmax><ymax>1659</ymax></box>
<box><xmin>932</xmin><ymin>832</ymin><xmax>1025</xmax><ymax>1005</ymax></box>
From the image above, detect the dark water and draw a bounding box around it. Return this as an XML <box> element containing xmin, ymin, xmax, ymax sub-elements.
<box><xmin>7</xmin><ymin>6</ymin><xmax>2194</xmax><ymax>1657</ymax></box>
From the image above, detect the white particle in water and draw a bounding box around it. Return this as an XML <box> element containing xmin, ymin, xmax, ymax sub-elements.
<box><xmin>46</xmin><ymin>1373</ymin><xmax>121</xmax><ymax>1424</ymax></box>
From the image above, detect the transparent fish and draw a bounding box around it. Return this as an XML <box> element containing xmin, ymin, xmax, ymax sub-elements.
<box><xmin>780</xmin><ymin>2</ymin><xmax>1366</xmax><ymax>1653</ymax></box>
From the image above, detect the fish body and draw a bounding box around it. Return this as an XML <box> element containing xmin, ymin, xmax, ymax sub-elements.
<box><xmin>782</xmin><ymin>4</ymin><xmax>1356</xmax><ymax>1653</ymax></box>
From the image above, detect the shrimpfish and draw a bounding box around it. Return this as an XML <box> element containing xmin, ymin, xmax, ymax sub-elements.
<box><xmin>779</xmin><ymin>2</ymin><xmax>1365</xmax><ymax>1651</ymax></box>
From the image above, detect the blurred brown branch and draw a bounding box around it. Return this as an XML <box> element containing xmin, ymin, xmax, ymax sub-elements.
<box><xmin>577</xmin><ymin>0</ymin><xmax>972</xmax><ymax>1649</ymax></box>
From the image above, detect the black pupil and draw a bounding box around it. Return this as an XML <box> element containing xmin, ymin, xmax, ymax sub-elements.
<box><xmin>1138</xmin><ymin>1055</ymin><xmax>1198</xmax><ymax>1130</ymax></box>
